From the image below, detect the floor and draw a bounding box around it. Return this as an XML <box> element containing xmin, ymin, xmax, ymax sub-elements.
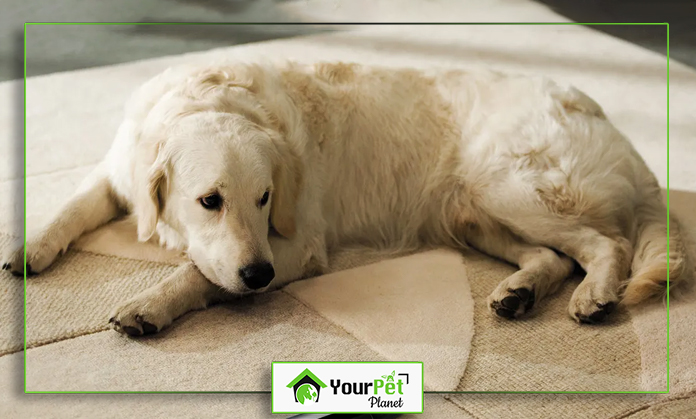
<box><xmin>2</xmin><ymin>0</ymin><xmax>694</xmax><ymax>82</ymax></box>
<box><xmin>535</xmin><ymin>0</ymin><xmax>696</xmax><ymax>68</ymax></box>
<box><xmin>4</xmin><ymin>0</ymin><xmax>333</xmax><ymax>81</ymax></box>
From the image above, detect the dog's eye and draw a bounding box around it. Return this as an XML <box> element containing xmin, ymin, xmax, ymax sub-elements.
<box><xmin>259</xmin><ymin>191</ymin><xmax>270</xmax><ymax>207</ymax></box>
<box><xmin>200</xmin><ymin>193</ymin><xmax>222</xmax><ymax>210</ymax></box>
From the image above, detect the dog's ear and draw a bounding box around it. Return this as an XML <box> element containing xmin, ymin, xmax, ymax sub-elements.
<box><xmin>270</xmin><ymin>146</ymin><xmax>303</xmax><ymax>240</ymax></box>
<box><xmin>135</xmin><ymin>148</ymin><xmax>168</xmax><ymax>242</ymax></box>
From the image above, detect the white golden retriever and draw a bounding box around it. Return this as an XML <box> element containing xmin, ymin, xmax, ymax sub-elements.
<box><xmin>4</xmin><ymin>62</ymin><xmax>691</xmax><ymax>336</ymax></box>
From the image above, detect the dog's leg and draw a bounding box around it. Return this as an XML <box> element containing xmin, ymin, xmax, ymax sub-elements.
<box><xmin>3</xmin><ymin>164</ymin><xmax>122</xmax><ymax>276</ymax></box>
<box><xmin>109</xmin><ymin>262</ymin><xmax>227</xmax><ymax>336</ymax></box>
<box><xmin>496</xmin><ymin>220</ymin><xmax>631</xmax><ymax>323</ymax></box>
<box><xmin>547</xmin><ymin>227</ymin><xmax>631</xmax><ymax>324</ymax></box>
<box><xmin>265</xmin><ymin>233</ymin><xmax>328</xmax><ymax>291</ymax></box>
<box><xmin>109</xmin><ymin>234</ymin><xmax>327</xmax><ymax>336</ymax></box>
<box><xmin>465</xmin><ymin>223</ymin><xmax>575</xmax><ymax>319</ymax></box>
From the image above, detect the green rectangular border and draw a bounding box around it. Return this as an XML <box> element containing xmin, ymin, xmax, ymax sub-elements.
<box><xmin>271</xmin><ymin>361</ymin><xmax>424</xmax><ymax>414</ymax></box>
<box><xmin>22</xmin><ymin>22</ymin><xmax>671</xmax><ymax>396</ymax></box>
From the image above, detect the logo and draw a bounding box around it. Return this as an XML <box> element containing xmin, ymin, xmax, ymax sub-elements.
<box><xmin>286</xmin><ymin>368</ymin><xmax>328</xmax><ymax>404</ymax></box>
<box><xmin>329</xmin><ymin>369</ymin><xmax>411</xmax><ymax>408</ymax></box>
<box><xmin>272</xmin><ymin>362</ymin><xmax>423</xmax><ymax>414</ymax></box>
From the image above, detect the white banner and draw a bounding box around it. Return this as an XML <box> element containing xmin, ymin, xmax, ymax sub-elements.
<box><xmin>272</xmin><ymin>362</ymin><xmax>424</xmax><ymax>414</ymax></box>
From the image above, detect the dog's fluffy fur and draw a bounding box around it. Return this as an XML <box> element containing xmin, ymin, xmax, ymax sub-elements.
<box><xmin>4</xmin><ymin>62</ymin><xmax>691</xmax><ymax>335</ymax></box>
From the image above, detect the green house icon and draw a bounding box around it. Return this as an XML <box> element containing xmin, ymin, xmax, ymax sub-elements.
<box><xmin>286</xmin><ymin>368</ymin><xmax>328</xmax><ymax>404</ymax></box>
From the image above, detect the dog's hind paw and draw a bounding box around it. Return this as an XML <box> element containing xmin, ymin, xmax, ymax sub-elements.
<box><xmin>568</xmin><ymin>280</ymin><xmax>618</xmax><ymax>324</ymax></box>
<box><xmin>488</xmin><ymin>286</ymin><xmax>536</xmax><ymax>319</ymax></box>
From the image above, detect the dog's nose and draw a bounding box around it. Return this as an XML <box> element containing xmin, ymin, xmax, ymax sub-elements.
<box><xmin>239</xmin><ymin>262</ymin><xmax>275</xmax><ymax>290</ymax></box>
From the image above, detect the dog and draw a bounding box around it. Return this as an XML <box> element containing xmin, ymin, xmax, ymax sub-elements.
<box><xmin>4</xmin><ymin>61</ymin><xmax>691</xmax><ymax>336</ymax></box>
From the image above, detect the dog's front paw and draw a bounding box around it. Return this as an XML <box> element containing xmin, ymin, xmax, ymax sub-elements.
<box><xmin>109</xmin><ymin>293</ymin><xmax>174</xmax><ymax>337</ymax></box>
<box><xmin>3</xmin><ymin>245</ymin><xmax>33</xmax><ymax>277</ymax></box>
<box><xmin>2</xmin><ymin>238</ymin><xmax>64</xmax><ymax>277</ymax></box>
<box><xmin>568</xmin><ymin>280</ymin><xmax>618</xmax><ymax>324</ymax></box>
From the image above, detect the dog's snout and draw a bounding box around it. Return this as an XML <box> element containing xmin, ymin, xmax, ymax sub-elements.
<box><xmin>239</xmin><ymin>262</ymin><xmax>275</xmax><ymax>290</ymax></box>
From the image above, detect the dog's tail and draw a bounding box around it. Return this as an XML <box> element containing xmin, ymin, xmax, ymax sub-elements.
<box><xmin>622</xmin><ymin>191</ymin><xmax>694</xmax><ymax>305</ymax></box>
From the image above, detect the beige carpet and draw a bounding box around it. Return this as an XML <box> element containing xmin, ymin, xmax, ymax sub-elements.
<box><xmin>3</xmin><ymin>0</ymin><xmax>696</xmax><ymax>417</ymax></box>
<box><xmin>285</xmin><ymin>249</ymin><xmax>476</xmax><ymax>392</ymax></box>
<box><xmin>0</xmin><ymin>234</ymin><xmax>23</xmax><ymax>355</ymax></box>
<box><xmin>21</xmin><ymin>292</ymin><xmax>388</xmax><ymax>392</ymax></box>
<box><xmin>618</xmin><ymin>391</ymin><xmax>696</xmax><ymax>418</ymax></box>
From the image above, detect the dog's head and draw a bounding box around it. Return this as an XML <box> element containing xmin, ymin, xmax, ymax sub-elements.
<box><xmin>131</xmin><ymin>66</ymin><xmax>302</xmax><ymax>294</ymax></box>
